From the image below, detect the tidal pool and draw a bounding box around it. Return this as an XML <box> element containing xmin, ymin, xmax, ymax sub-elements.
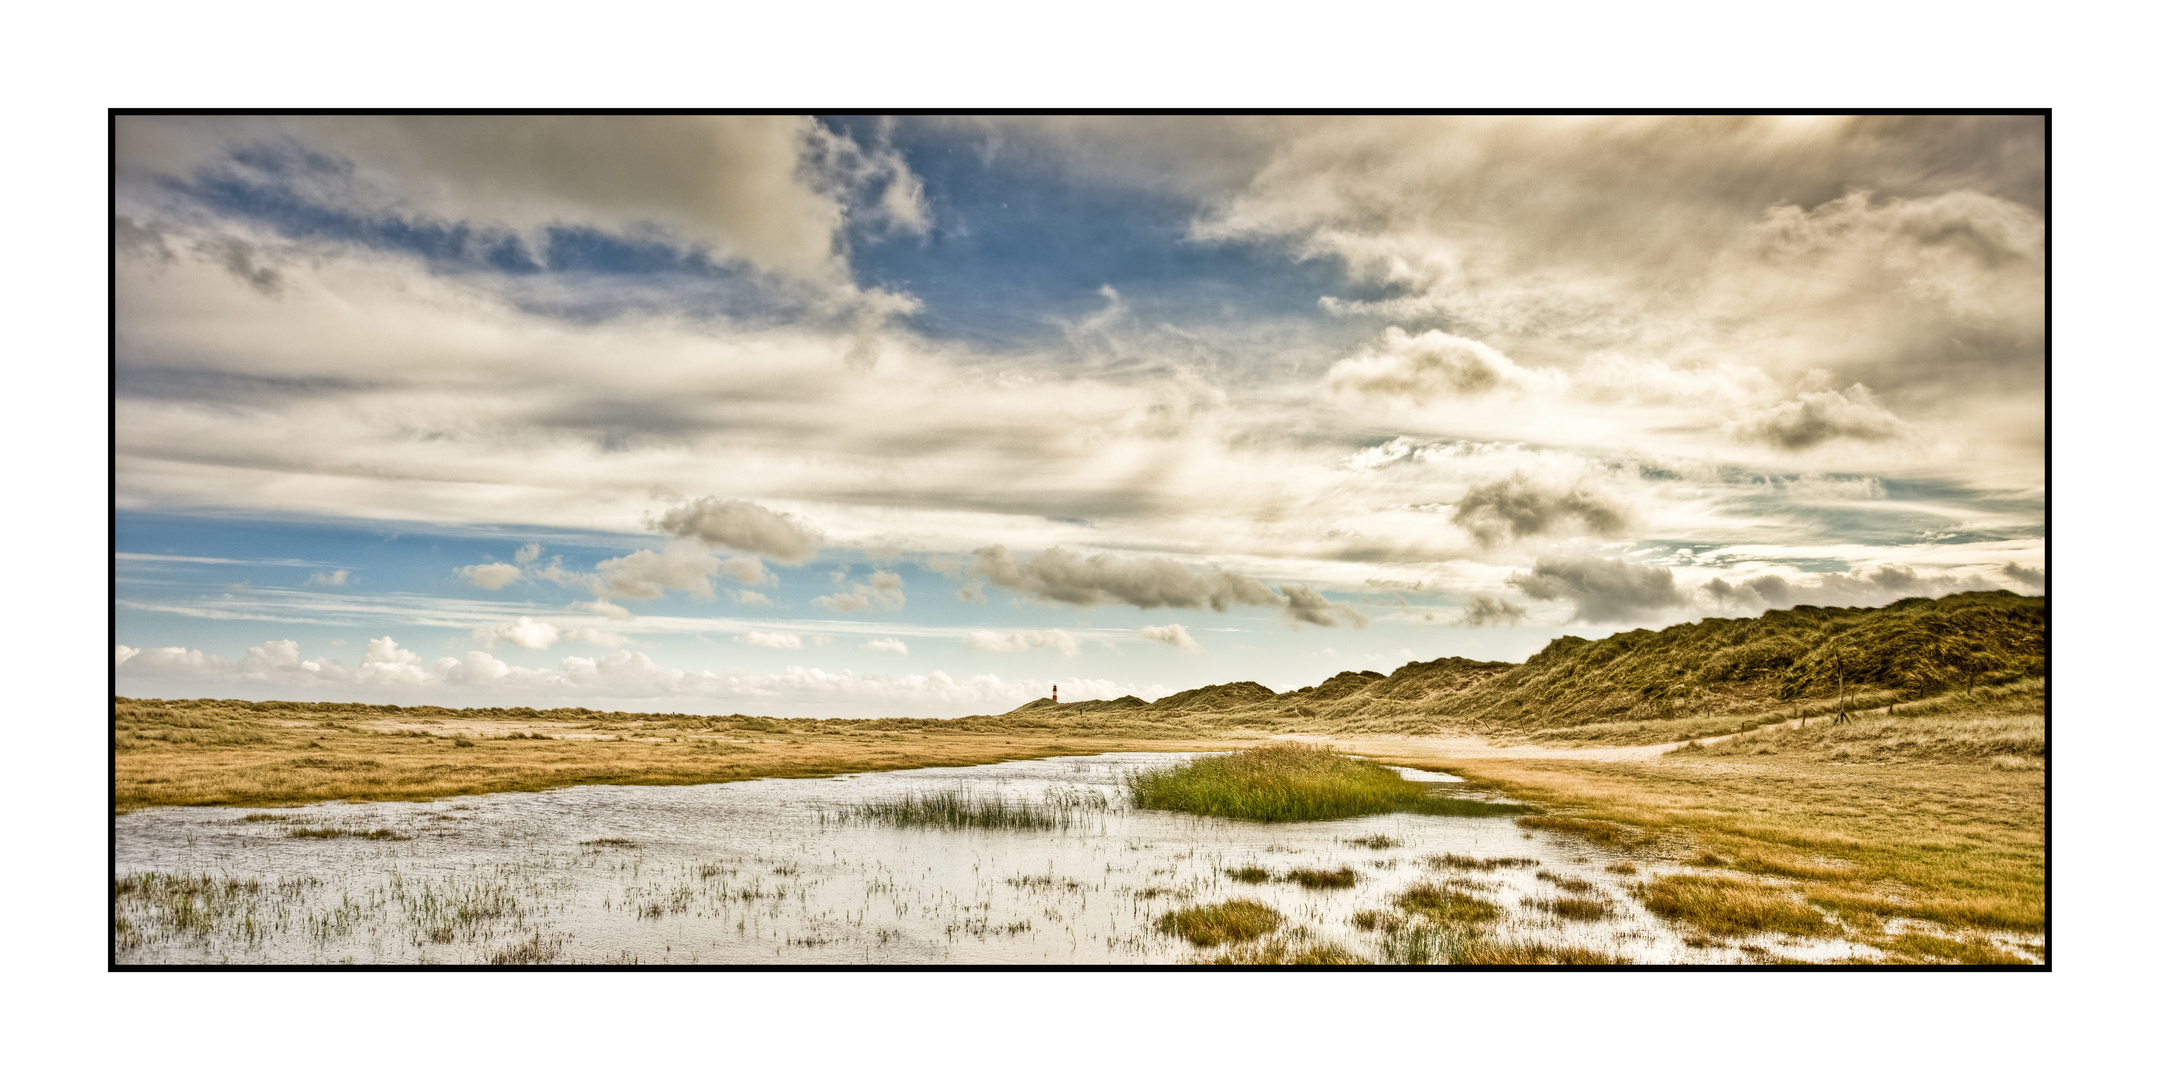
<box><xmin>113</xmin><ymin>752</ymin><xmax>1890</xmax><ymax>965</ymax></box>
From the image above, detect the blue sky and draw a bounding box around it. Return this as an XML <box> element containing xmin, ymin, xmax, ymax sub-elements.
<box><xmin>112</xmin><ymin>116</ymin><xmax>2046</xmax><ymax>715</ymax></box>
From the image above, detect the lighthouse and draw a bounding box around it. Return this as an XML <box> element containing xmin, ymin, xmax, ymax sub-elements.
<box><xmin>1052</xmin><ymin>683</ymin><xmax>1058</xmax><ymax>703</ymax></box>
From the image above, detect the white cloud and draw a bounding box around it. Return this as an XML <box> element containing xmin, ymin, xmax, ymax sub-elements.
<box><xmin>862</xmin><ymin>638</ymin><xmax>909</xmax><ymax>655</ymax></box>
<box><xmin>813</xmin><ymin>570</ymin><xmax>905</xmax><ymax>613</ymax></box>
<box><xmin>734</xmin><ymin>590</ymin><xmax>773</xmax><ymax>606</ymax></box>
<box><xmin>565</xmin><ymin>627</ymin><xmax>635</xmax><ymax>648</ymax></box>
<box><xmin>722</xmin><ymin>556</ymin><xmax>774</xmax><ymax>586</ymax></box>
<box><xmin>514</xmin><ymin>543</ymin><xmax>543</xmax><ymax>564</ymax></box>
<box><xmin>738</xmin><ymin>631</ymin><xmax>804</xmax><ymax>650</ymax></box>
<box><xmin>473</xmin><ymin>616</ymin><xmax>562</xmax><ymax>650</ymax></box>
<box><xmin>568</xmin><ymin>599</ymin><xmax>634</xmax><ymax>621</ymax></box>
<box><xmin>966</xmin><ymin>628</ymin><xmax>1080</xmax><ymax>656</ymax></box>
<box><xmin>457</xmin><ymin>562</ymin><xmax>524</xmax><ymax>590</ymax></box>
<box><xmin>593</xmin><ymin>542</ymin><xmax>721</xmax><ymax>601</ymax></box>
<box><xmin>1138</xmin><ymin>624</ymin><xmax>1202</xmax><ymax>652</ymax></box>
<box><xmin>305</xmin><ymin>568</ymin><xmax>349</xmax><ymax>586</ymax></box>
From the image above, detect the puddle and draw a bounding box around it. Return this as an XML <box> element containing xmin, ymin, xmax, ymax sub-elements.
<box><xmin>114</xmin><ymin>752</ymin><xmax>1901</xmax><ymax>965</ymax></box>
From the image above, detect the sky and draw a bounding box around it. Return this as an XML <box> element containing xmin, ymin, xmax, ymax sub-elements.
<box><xmin>111</xmin><ymin>115</ymin><xmax>2047</xmax><ymax>717</ymax></box>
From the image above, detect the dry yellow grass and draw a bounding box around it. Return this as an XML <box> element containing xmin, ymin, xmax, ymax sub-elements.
<box><xmin>112</xmin><ymin>699</ymin><xmax>1234</xmax><ymax>812</ymax></box>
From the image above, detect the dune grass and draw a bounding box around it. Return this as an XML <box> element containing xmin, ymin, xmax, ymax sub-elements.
<box><xmin>1155</xmin><ymin>899</ymin><xmax>1283</xmax><ymax>946</ymax></box>
<box><xmin>1126</xmin><ymin>744</ymin><xmax>1526</xmax><ymax>822</ymax></box>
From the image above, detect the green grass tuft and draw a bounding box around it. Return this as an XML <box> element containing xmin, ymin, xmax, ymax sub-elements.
<box><xmin>1127</xmin><ymin>744</ymin><xmax>1527</xmax><ymax>822</ymax></box>
<box><xmin>1155</xmin><ymin>900</ymin><xmax>1283</xmax><ymax>946</ymax></box>
<box><xmin>826</xmin><ymin>786</ymin><xmax>1109</xmax><ymax>830</ymax></box>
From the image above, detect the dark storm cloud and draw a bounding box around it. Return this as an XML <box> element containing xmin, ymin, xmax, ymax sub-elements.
<box><xmin>1449</xmin><ymin>472</ymin><xmax>1634</xmax><ymax>547</ymax></box>
<box><xmin>1457</xmin><ymin>595</ymin><xmax>1530</xmax><ymax>627</ymax></box>
<box><xmin>1508</xmin><ymin>556</ymin><xmax>1685</xmax><ymax>625</ymax></box>
<box><xmin>971</xmin><ymin>546</ymin><xmax>1279</xmax><ymax>611</ymax></box>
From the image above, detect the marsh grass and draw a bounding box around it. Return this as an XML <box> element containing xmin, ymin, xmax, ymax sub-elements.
<box><xmin>825</xmin><ymin>785</ymin><xmax>1109</xmax><ymax>830</ymax></box>
<box><xmin>1284</xmin><ymin>866</ymin><xmax>1359</xmax><ymax>889</ymax></box>
<box><xmin>1642</xmin><ymin>874</ymin><xmax>1828</xmax><ymax>937</ymax></box>
<box><xmin>1393</xmin><ymin>883</ymin><xmax>1503</xmax><ymax>925</ymax></box>
<box><xmin>580</xmin><ymin>837</ymin><xmax>640</xmax><ymax>848</ymax></box>
<box><xmin>1535</xmin><ymin>870</ymin><xmax>1598</xmax><ymax>894</ymax></box>
<box><xmin>1206</xmin><ymin>935</ymin><xmax>1368</xmax><ymax>965</ymax></box>
<box><xmin>488</xmin><ymin>931</ymin><xmax>565</xmax><ymax>965</ymax></box>
<box><xmin>1343</xmin><ymin>834</ymin><xmax>1402</xmax><ymax>849</ymax></box>
<box><xmin>286</xmin><ymin>826</ymin><xmax>413</xmax><ymax>841</ymax></box>
<box><xmin>1881</xmin><ymin>932</ymin><xmax>2034</xmax><ymax>966</ymax></box>
<box><xmin>1427</xmin><ymin>853</ymin><xmax>1538</xmax><ymax>871</ymax></box>
<box><xmin>1127</xmin><ymin>744</ymin><xmax>1527</xmax><ymax>822</ymax></box>
<box><xmin>1526</xmin><ymin>895</ymin><xmax>1614</xmax><ymax>921</ymax></box>
<box><xmin>1155</xmin><ymin>899</ymin><xmax>1282</xmax><ymax>946</ymax></box>
<box><xmin>1222</xmin><ymin>865</ymin><xmax>1273</xmax><ymax>884</ymax></box>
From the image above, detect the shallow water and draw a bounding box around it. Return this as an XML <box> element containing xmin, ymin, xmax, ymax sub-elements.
<box><xmin>114</xmin><ymin>752</ymin><xmax>1903</xmax><ymax>965</ymax></box>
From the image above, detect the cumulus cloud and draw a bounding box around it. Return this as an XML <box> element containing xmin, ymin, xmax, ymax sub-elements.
<box><xmin>973</xmin><ymin>546</ymin><xmax>1278</xmax><ymax>612</ymax></box>
<box><xmin>457</xmin><ymin>562</ymin><xmax>524</xmax><ymax>590</ymax></box>
<box><xmin>593</xmin><ymin>542</ymin><xmax>721</xmax><ymax>601</ymax></box>
<box><xmin>305</xmin><ymin>568</ymin><xmax>349</xmax><ymax>586</ymax></box>
<box><xmin>738</xmin><ymin>631</ymin><xmax>804</xmax><ymax>649</ymax></box>
<box><xmin>734</xmin><ymin>590</ymin><xmax>774</xmax><ymax>606</ymax></box>
<box><xmin>1702</xmin><ymin>563</ymin><xmax>1999</xmax><ymax>615</ymax></box>
<box><xmin>563</xmin><ymin>599</ymin><xmax>632</xmax><ymax>622</ymax></box>
<box><xmin>1326</xmin><ymin>328</ymin><xmax>1556</xmax><ymax>404</ymax></box>
<box><xmin>474</xmin><ymin>616</ymin><xmax>561</xmax><ymax>650</ymax></box>
<box><xmin>564</xmin><ymin>627</ymin><xmax>635</xmax><ymax>648</ymax></box>
<box><xmin>813</xmin><ymin>570</ymin><xmax>905</xmax><ymax>613</ymax></box>
<box><xmin>1450</xmin><ymin>472</ymin><xmax>1633</xmax><ymax>547</ymax></box>
<box><xmin>1509</xmin><ymin>556</ymin><xmax>1685</xmax><ymax>625</ymax></box>
<box><xmin>1458</xmin><ymin>595</ymin><xmax>1530</xmax><ymax>627</ymax></box>
<box><xmin>1279</xmin><ymin>584</ymin><xmax>1369</xmax><ymax>629</ymax></box>
<box><xmin>2001</xmin><ymin>562</ymin><xmax>2046</xmax><ymax>591</ymax></box>
<box><xmin>967</xmin><ymin>628</ymin><xmax>1081</xmax><ymax>656</ymax></box>
<box><xmin>955</xmin><ymin>585</ymin><xmax>986</xmax><ymax>603</ymax></box>
<box><xmin>515</xmin><ymin>543</ymin><xmax>543</xmax><ymax>564</ymax></box>
<box><xmin>1139</xmin><ymin>624</ymin><xmax>1203</xmax><ymax>652</ymax></box>
<box><xmin>652</xmin><ymin>497</ymin><xmax>821</xmax><ymax>564</ymax></box>
<box><xmin>862</xmin><ymin>638</ymin><xmax>909</xmax><ymax>654</ymax></box>
<box><xmin>1728</xmin><ymin>384</ymin><xmax>1913</xmax><ymax>450</ymax></box>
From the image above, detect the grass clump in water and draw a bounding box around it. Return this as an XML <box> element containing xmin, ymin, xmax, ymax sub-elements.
<box><xmin>1222</xmin><ymin>865</ymin><xmax>1273</xmax><ymax>884</ymax></box>
<box><xmin>287</xmin><ymin>826</ymin><xmax>412</xmax><ymax>841</ymax></box>
<box><xmin>1526</xmin><ymin>895</ymin><xmax>1614</xmax><ymax>921</ymax></box>
<box><xmin>1393</xmin><ymin>883</ymin><xmax>1504</xmax><ymax>926</ymax></box>
<box><xmin>1642</xmin><ymin>874</ymin><xmax>1829</xmax><ymax>937</ymax></box>
<box><xmin>1155</xmin><ymin>899</ymin><xmax>1283</xmax><ymax>946</ymax></box>
<box><xmin>1207</xmin><ymin>936</ymin><xmax>1369</xmax><ymax>965</ymax></box>
<box><xmin>827</xmin><ymin>786</ymin><xmax>1108</xmax><ymax>830</ymax></box>
<box><xmin>1128</xmin><ymin>744</ymin><xmax>1527</xmax><ymax>822</ymax></box>
<box><xmin>1285</xmin><ymin>866</ymin><xmax>1359</xmax><ymax>890</ymax></box>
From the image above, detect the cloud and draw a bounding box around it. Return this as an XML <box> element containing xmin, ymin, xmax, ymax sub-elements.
<box><xmin>721</xmin><ymin>556</ymin><xmax>774</xmax><ymax>586</ymax></box>
<box><xmin>457</xmin><ymin>562</ymin><xmax>524</xmax><ymax>590</ymax></box>
<box><xmin>862</xmin><ymin>638</ymin><xmax>909</xmax><ymax>655</ymax></box>
<box><xmin>1326</xmin><ymin>328</ymin><xmax>1556</xmax><ymax>404</ymax></box>
<box><xmin>652</xmin><ymin>497</ymin><xmax>821</xmax><ymax>564</ymax></box>
<box><xmin>734</xmin><ymin>590</ymin><xmax>773</xmax><ymax>606</ymax></box>
<box><xmin>117</xmin><ymin>116</ymin><xmax>925</xmax><ymax>287</ymax></box>
<box><xmin>1702</xmin><ymin>563</ymin><xmax>1999</xmax><ymax>615</ymax></box>
<box><xmin>473</xmin><ymin>616</ymin><xmax>561</xmax><ymax>650</ymax></box>
<box><xmin>1509</xmin><ymin>556</ymin><xmax>1685</xmax><ymax>625</ymax></box>
<box><xmin>115</xmin><ymin>636</ymin><xmax>430</xmax><ymax>686</ymax></box>
<box><xmin>1458</xmin><ymin>595</ymin><xmax>1530</xmax><ymax>627</ymax></box>
<box><xmin>812</xmin><ymin>570</ymin><xmax>905</xmax><ymax>613</ymax></box>
<box><xmin>973</xmin><ymin>546</ymin><xmax>1278</xmax><ymax>612</ymax></box>
<box><xmin>737</xmin><ymin>631</ymin><xmax>804</xmax><ymax>649</ymax></box>
<box><xmin>565</xmin><ymin>627</ymin><xmax>635</xmax><ymax>648</ymax></box>
<box><xmin>2001</xmin><ymin>562</ymin><xmax>2045</xmax><ymax>591</ymax></box>
<box><xmin>593</xmin><ymin>542</ymin><xmax>721</xmax><ymax>601</ymax></box>
<box><xmin>1278</xmin><ymin>583</ymin><xmax>1369</xmax><ymax>629</ymax></box>
<box><xmin>955</xmin><ymin>585</ymin><xmax>986</xmax><ymax>603</ymax></box>
<box><xmin>1728</xmin><ymin>384</ymin><xmax>1913</xmax><ymax>450</ymax></box>
<box><xmin>568</xmin><ymin>598</ymin><xmax>634</xmax><ymax>621</ymax></box>
<box><xmin>1450</xmin><ymin>472</ymin><xmax>1633</xmax><ymax>547</ymax></box>
<box><xmin>1139</xmin><ymin>624</ymin><xmax>1202</xmax><ymax>652</ymax></box>
<box><xmin>966</xmin><ymin>628</ymin><xmax>1081</xmax><ymax>656</ymax></box>
<box><xmin>305</xmin><ymin>568</ymin><xmax>349</xmax><ymax>586</ymax></box>
<box><xmin>514</xmin><ymin>544</ymin><xmax>543</xmax><ymax>564</ymax></box>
